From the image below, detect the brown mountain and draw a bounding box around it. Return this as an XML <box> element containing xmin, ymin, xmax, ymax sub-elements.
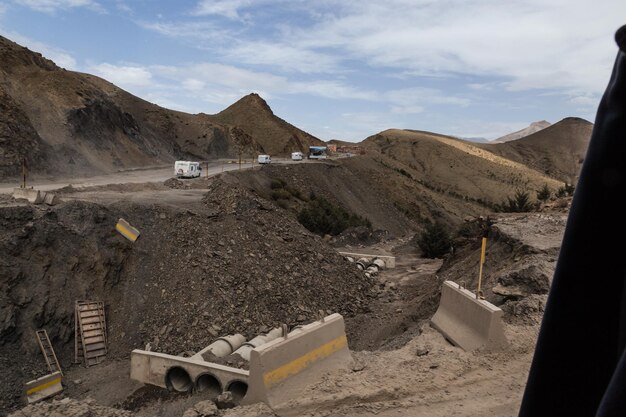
<box><xmin>361</xmin><ymin>129</ymin><xmax>562</xmax><ymax>210</ymax></box>
<box><xmin>480</xmin><ymin>117</ymin><xmax>593</xmax><ymax>183</ymax></box>
<box><xmin>210</xmin><ymin>93</ymin><xmax>324</xmax><ymax>156</ymax></box>
<box><xmin>0</xmin><ymin>36</ymin><xmax>317</xmax><ymax>180</ymax></box>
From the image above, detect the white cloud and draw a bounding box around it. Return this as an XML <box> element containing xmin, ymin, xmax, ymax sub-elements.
<box><xmin>2</xmin><ymin>30</ymin><xmax>77</xmax><ymax>68</ymax></box>
<box><xmin>115</xmin><ymin>1</ymin><xmax>131</xmax><ymax>14</ymax></box>
<box><xmin>14</xmin><ymin>0</ymin><xmax>105</xmax><ymax>13</ymax></box>
<box><xmin>190</xmin><ymin>0</ymin><xmax>251</xmax><ymax>19</ymax></box>
<box><xmin>223</xmin><ymin>42</ymin><xmax>340</xmax><ymax>74</ymax></box>
<box><xmin>138</xmin><ymin>20</ymin><xmax>230</xmax><ymax>43</ymax></box>
<box><xmin>89</xmin><ymin>63</ymin><xmax>153</xmax><ymax>87</ymax></box>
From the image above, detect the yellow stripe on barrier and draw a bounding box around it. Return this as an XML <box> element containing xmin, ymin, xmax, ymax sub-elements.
<box><xmin>263</xmin><ymin>335</ymin><xmax>347</xmax><ymax>387</ymax></box>
<box><xmin>116</xmin><ymin>223</ymin><xmax>138</xmax><ymax>242</ymax></box>
<box><xmin>26</xmin><ymin>377</ymin><xmax>61</xmax><ymax>395</ymax></box>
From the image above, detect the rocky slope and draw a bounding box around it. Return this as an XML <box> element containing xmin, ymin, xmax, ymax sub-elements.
<box><xmin>0</xmin><ymin>36</ymin><xmax>316</xmax><ymax>180</ymax></box>
<box><xmin>210</xmin><ymin>94</ymin><xmax>324</xmax><ymax>156</ymax></box>
<box><xmin>0</xmin><ymin>178</ymin><xmax>376</xmax><ymax>414</ymax></box>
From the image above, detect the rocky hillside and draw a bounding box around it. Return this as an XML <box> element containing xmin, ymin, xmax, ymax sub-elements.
<box><xmin>0</xmin><ymin>36</ymin><xmax>315</xmax><ymax>180</ymax></box>
<box><xmin>480</xmin><ymin>117</ymin><xmax>592</xmax><ymax>183</ymax></box>
<box><xmin>210</xmin><ymin>93</ymin><xmax>324</xmax><ymax>156</ymax></box>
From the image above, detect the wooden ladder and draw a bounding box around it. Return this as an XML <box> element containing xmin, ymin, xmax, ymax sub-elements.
<box><xmin>35</xmin><ymin>329</ymin><xmax>63</xmax><ymax>376</ymax></box>
<box><xmin>74</xmin><ymin>300</ymin><xmax>107</xmax><ymax>367</ymax></box>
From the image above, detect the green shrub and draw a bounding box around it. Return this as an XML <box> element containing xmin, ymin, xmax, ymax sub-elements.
<box><xmin>297</xmin><ymin>195</ymin><xmax>371</xmax><ymax>235</ymax></box>
<box><xmin>537</xmin><ymin>184</ymin><xmax>551</xmax><ymax>202</ymax></box>
<box><xmin>500</xmin><ymin>190</ymin><xmax>536</xmax><ymax>212</ymax></box>
<box><xmin>418</xmin><ymin>222</ymin><xmax>452</xmax><ymax>258</ymax></box>
<box><xmin>556</xmin><ymin>183</ymin><xmax>575</xmax><ymax>198</ymax></box>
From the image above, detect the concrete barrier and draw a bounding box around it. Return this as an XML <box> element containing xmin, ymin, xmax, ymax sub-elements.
<box><xmin>130</xmin><ymin>314</ymin><xmax>352</xmax><ymax>408</ymax></box>
<box><xmin>431</xmin><ymin>281</ymin><xmax>508</xmax><ymax>351</ymax></box>
<box><xmin>116</xmin><ymin>218</ymin><xmax>141</xmax><ymax>242</ymax></box>
<box><xmin>130</xmin><ymin>350</ymin><xmax>249</xmax><ymax>399</ymax></box>
<box><xmin>43</xmin><ymin>192</ymin><xmax>60</xmax><ymax>206</ymax></box>
<box><xmin>12</xmin><ymin>188</ymin><xmax>44</xmax><ymax>204</ymax></box>
<box><xmin>24</xmin><ymin>371</ymin><xmax>63</xmax><ymax>403</ymax></box>
<box><xmin>244</xmin><ymin>313</ymin><xmax>352</xmax><ymax>408</ymax></box>
<box><xmin>338</xmin><ymin>252</ymin><xmax>396</xmax><ymax>268</ymax></box>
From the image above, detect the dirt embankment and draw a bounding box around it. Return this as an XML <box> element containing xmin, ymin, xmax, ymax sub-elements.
<box><xmin>439</xmin><ymin>213</ymin><xmax>566</xmax><ymax>323</ymax></box>
<box><xmin>0</xmin><ymin>178</ymin><xmax>377</xmax><ymax>415</ymax></box>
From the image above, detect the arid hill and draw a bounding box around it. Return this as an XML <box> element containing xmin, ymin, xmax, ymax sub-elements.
<box><xmin>0</xmin><ymin>36</ymin><xmax>317</xmax><ymax>180</ymax></box>
<box><xmin>210</xmin><ymin>93</ymin><xmax>324</xmax><ymax>156</ymax></box>
<box><xmin>361</xmin><ymin>129</ymin><xmax>562</xmax><ymax>210</ymax></box>
<box><xmin>480</xmin><ymin>117</ymin><xmax>592</xmax><ymax>183</ymax></box>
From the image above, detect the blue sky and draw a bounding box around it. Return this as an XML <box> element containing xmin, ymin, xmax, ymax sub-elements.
<box><xmin>0</xmin><ymin>0</ymin><xmax>625</xmax><ymax>141</ymax></box>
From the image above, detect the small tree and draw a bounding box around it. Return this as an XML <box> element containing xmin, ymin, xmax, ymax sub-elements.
<box><xmin>501</xmin><ymin>190</ymin><xmax>535</xmax><ymax>212</ymax></box>
<box><xmin>418</xmin><ymin>221</ymin><xmax>452</xmax><ymax>258</ymax></box>
<box><xmin>556</xmin><ymin>183</ymin><xmax>575</xmax><ymax>198</ymax></box>
<box><xmin>537</xmin><ymin>184</ymin><xmax>551</xmax><ymax>202</ymax></box>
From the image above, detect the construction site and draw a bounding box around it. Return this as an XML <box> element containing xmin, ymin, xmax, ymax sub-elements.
<box><xmin>0</xmin><ymin>157</ymin><xmax>571</xmax><ymax>417</ymax></box>
<box><xmin>3</xmin><ymin>21</ymin><xmax>626</xmax><ymax>416</ymax></box>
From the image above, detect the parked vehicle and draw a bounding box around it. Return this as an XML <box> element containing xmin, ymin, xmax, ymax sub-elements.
<box><xmin>258</xmin><ymin>155</ymin><xmax>272</xmax><ymax>164</ymax></box>
<box><xmin>291</xmin><ymin>152</ymin><xmax>304</xmax><ymax>161</ymax></box>
<box><xmin>174</xmin><ymin>161</ymin><xmax>201</xmax><ymax>178</ymax></box>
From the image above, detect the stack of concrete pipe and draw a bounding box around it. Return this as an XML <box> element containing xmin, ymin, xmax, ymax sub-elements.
<box><xmin>344</xmin><ymin>256</ymin><xmax>387</xmax><ymax>278</ymax></box>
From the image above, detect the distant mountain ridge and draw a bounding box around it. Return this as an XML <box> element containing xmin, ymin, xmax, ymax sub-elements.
<box><xmin>480</xmin><ymin>117</ymin><xmax>592</xmax><ymax>183</ymax></box>
<box><xmin>492</xmin><ymin>120</ymin><xmax>551</xmax><ymax>143</ymax></box>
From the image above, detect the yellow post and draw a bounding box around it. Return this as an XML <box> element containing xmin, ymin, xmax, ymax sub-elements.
<box><xmin>476</xmin><ymin>237</ymin><xmax>487</xmax><ymax>299</ymax></box>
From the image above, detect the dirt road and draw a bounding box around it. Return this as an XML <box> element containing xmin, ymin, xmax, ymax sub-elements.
<box><xmin>0</xmin><ymin>158</ymin><xmax>305</xmax><ymax>194</ymax></box>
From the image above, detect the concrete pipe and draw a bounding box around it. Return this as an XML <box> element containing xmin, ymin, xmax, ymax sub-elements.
<box><xmin>195</xmin><ymin>373</ymin><xmax>222</xmax><ymax>399</ymax></box>
<box><xmin>356</xmin><ymin>258</ymin><xmax>370</xmax><ymax>270</ymax></box>
<box><xmin>366</xmin><ymin>266</ymin><xmax>379</xmax><ymax>277</ymax></box>
<box><xmin>227</xmin><ymin>380</ymin><xmax>249</xmax><ymax>404</ymax></box>
<box><xmin>165</xmin><ymin>366</ymin><xmax>193</xmax><ymax>392</ymax></box>
<box><xmin>345</xmin><ymin>256</ymin><xmax>355</xmax><ymax>263</ymax></box>
<box><xmin>372</xmin><ymin>258</ymin><xmax>386</xmax><ymax>270</ymax></box>
<box><xmin>193</xmin><ymin>334</ymin><xmax>246</xmax><ymax>361</ymax></box>
<box><xmin>364</xmin><ymin>272</ymin><xmax>371</xmax><ymax>278</ymax></box>
<box><xmin>232</xmin><ymin>327</ymin><xmax>285</xmax><ymax>361</ymax></box>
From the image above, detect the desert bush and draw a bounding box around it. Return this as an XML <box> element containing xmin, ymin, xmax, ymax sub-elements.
<box><xmin>418</xmin><ymin>221</ymin><xmax>452</xmax><ymax>258</ymax></box>
<box><xmin>297</xmin><ymin>195</ymin><xmax>371</xmax><ymax>236</ymax></box>
<box><xmin>556</xmin><ymin>183</ymin><xmax>575</xmax><ymax>198</ymax></box>
<box><xmin>499</xmin><ymin>190</ymin><xmax>536</xmax><ymax>212</ymax></box>
<box><xmin>537</xmin><ymin>184</ymin><xmax>551</xmax><ymax>202</ymax></box>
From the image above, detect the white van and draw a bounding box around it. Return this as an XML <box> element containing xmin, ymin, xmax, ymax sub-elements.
<box><xmin>258</xmin><ymin>155</ymin><xmax>272</xmax><ymax>164</ymax></box>
<box><xmin>174</xmin><ymin>161</ymin><xmax>201</xmax><ymax>178</ymax></box>
<box><xmin>291</xmin><ymin>152</ymin><xmax>303</xmax><ymax>161</ymax></box>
